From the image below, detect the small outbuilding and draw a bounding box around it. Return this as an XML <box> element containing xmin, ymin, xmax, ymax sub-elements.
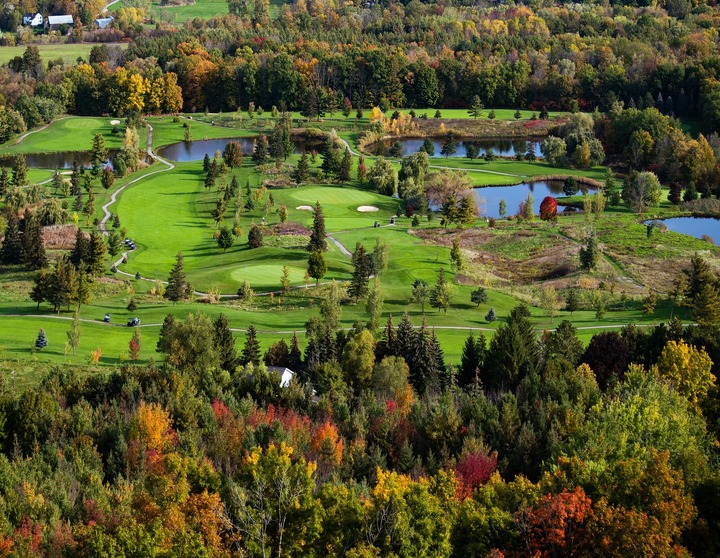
<box><xmin>94</xmin><ymin>16</ymin><xmax>113</xmax><ymax>29</ymax></box>
<box><xmin>47</xmin><ymin>15</ymin><xmax>74</xmax><ymax>31</ymax></box>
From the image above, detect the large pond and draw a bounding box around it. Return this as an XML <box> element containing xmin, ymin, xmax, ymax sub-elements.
<box><xmin>370</xmin><ymin>137</ymin><xmax>543</xmax><ymax>158</ymax></box>
<box><xmin>156</xmin><ymin>137</ymin><xmax>325</xmax><ymax>162</ymax></box>
<box><xmin>474</xmin><ymin>180</ymin><xmax>594</xmax><ymax>219</ymax></box>
<box><xmin>647</xmin><ymin>216</ymin><xmax>720</xmax><ymax>243</ymax></box>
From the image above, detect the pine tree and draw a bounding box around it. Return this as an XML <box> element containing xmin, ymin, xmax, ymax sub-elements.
<box><xmin>0</xmin><ymin>213</ymin><xmax>23</xmax><ymax>264</ymax></box>
<box><xmin>252</xmin><ymin>135</ymin><xmax>269</xmax><ymax>164</ymax></box>
<box><xmin>203</xmin><ymin>153</ymin><xmax>211</xmax><ymax>173</ymax></box>
<box><xmin>0</xmin><ymin>167</ymin><xmax>9</xmax><ymax>196</ymax></box>
<box><xmin>307</xmin><ymin>250</ymin><xmax>327</xmax><ymax>286</ymax></box>
<box><xmin>21</xmin><ymin>212</ymin><xmax>47</xmax><ymax>270</ymax></box>
<box><xmin>459</xmin><ymin>333</ymin><xmax>486</xmax><ymax>387</ymax></box>
<box><xmin>74</xmin><ymin>263</ymin><xmax>92</xmax><ymax>309</ymax></box>
<box><xmin>91</xmin><ymin>133</ymin><xmax>108</xmax><ymax>177</ymax></box>
<box><xmin>248</xmin><ymin>225</ymin><xmax>263</xmax><ymax>248</ymax></box>
<box><xmin>70</xmin><ymin>161</ymin><xmax>82</xmax><ymax>197</ymax></box>
<box><xmin>430</xmin><ymin>268</ymin><xmax>453</xmax><ymax>314</ymax></box>
<box><xmin>241</xmin><ymin>325</ymin><xmax>261</xmax><ymax>365</ymax></box>
<box><xmin>107</xmin><ymin>231</ymin><xmax>122</xmax><ymax>257</ymax></box>
<box><xmin>288</xmin><ymin>331</ymin><xmax>303</xmax><ymax>371</ymax></box>
<box><xmin>35</xmin><ymin>328</ymin><xmax>48</xmax><ymax>350</ymax></box>
<box><xmin>396</xmin><ymin>312</ymin><xmax>416</xmax><ymax>366</ymax></box>
<box><xmin>11</xmin><ymin>154</ymin><xmax>27</xmax><ymax>188</ymax></box>
<box><xmin>214</xmin><ymin>313</ymin><xmax>239</xmax><ymax>372</ymax></box>
<box><xmin>565</xmin><ymin>289</ymin><xmax>580</xmax><ymax>313</ymax></box>
<box><xmin>70</xmin><ymin>229</ymin><xmax>89</xmax><ymax>268</ymax></box>
<box><xmin>291</xmin><ymin>151</ymin><xmax>310</xmax><ymax>184</ymax></box>
<box><xmin>237</xmin><ymin>279</ymin><xmax>254</xmax><ymax>302</ymax></box>
<box><xmin>244</xmin><ymin>180</ymin><xmax>255</xmax><ymax>210</ymax></box>
<box><xmin>164</xmin><ymin>251</ymin><xmax>191</xmax><ymax>304</ymax></box>
<box><xmin>357</xmin><ymin>155</ymin><xmax>367</xmax><ymax>185</ymax></box>
<box><xmin>348</xmin><ymin>242</ymin><xmax>371</xmax><ymax>301</ymax></box>
<box><xmin>101</xmin><ymin>166</ymin><xmax>115</xmax><ymax>190</ymax></box>
<box><xmin>377</xmin><ymin>313</ymin><xmax>398</xmax><ymax>358</ymax></box>
<box><xmin>48</xmin><ymin>255</ymin><xmax>79</xmax><ymax>313</ymax></box>
<box><xmin>82</xmin><ymin>187</ymin><xmax>95</xmax><ymax>223</ymax></box>
<box><xmin>338</xmin><ymin>148</ymin><xmax>352</xmax><ymax>183</ymax></box>
<box><xmin>87</xmin><ymin>231</ymin><xmax>106</xmax><ymax>276</ymax></box>
<box><xmin>30</xmin><ymin>267</ymin><xmax>50</xmax><ymax>309</ymax></box>
<box><xmin>467</xmin><ymin>95</ymin><xmax>484</xmax><ymax>119</ymax></box>
<box><xmin>307</xmin><ymin>201</ymin><xmax>328</xmax><ymax>252</ymax></box>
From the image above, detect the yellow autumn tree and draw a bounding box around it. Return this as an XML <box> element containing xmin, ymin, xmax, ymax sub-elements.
<box><xmin>656</xmin><ymin>340</ymin><xmax>715</xmax><ymax>407</ymax></box>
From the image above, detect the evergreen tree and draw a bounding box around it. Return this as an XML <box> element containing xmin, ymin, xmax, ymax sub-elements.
<box><xmin>248</xmin><ymin>225</ymin><xmax>263</xmax><ymax>248</ymax></box>
<box><xmin>82</xmin><ymin>187</ymin><xmax>95</xmax><ymax>223</ymax></box>
<box><xmin>396</xmin><ymin>312</ymin><xmax>416</xmax><ymax>366</ymax></box>
<box><xmin>579</xmin><ymin>233</ymin><xmax>600</xmax><ymax>270</ymax></box>
<box><xmin>545</xmin><ymin>319</ymin><xmax>583</xmax><ymax>365</ymax></box>
<box><xmin>338</xmin><ymin>148</ymin><xmax>352</xmax><ymax>183</ymax></box>
<box><xmin>107</xmin><ymin>231</ymin><xmax>122</xmax><ymax>257</ymax></box>
<box><xmin>348</xmin><ymin>242</ymin><xmax>371</xmax><ymax>301</ymax></box>
<box><xmin>430</xmin><ymin>268</ymin><xmax>453</xmax><ymax>314</ymax></box>
<box><xmin>565</xmin><ymin>289</ymin><xmax>580</xmax><ymax>313</ymax></box>
<box><xmin>35</xmin><ymin>328</ymin><xmax>48</xmax><ymax>350</ymax></box>
<box><xmin>288</xmin><ymin>331</ymin><xmax>303</xmax><ymax>372</ymax></box>
<box><xmin>307</xmin><ymin>201</ymin><xmax>328</xmax><ymax>252</ymax></box>
<box><xmin>21</xmin><ymin>212</ymin><xmax>47</xmax><ymax>270</ymax></box>
<box><xmin>0</xmin><ymin>167</ymin><xmax>9</xmax><ymax>196</ymax></box>
<box><xmin>467</xmin><ymin>95</ymin><xmax>484</xmax><ymax>119</ymax></box>
<box><xmin>30</xmin><ymin>267</ymin><xmax>50</xmax><ymax>309</ymax></box>
<box><xmin>485</xmin><ymin>307</ymin><xmax>496</xmax><ymax>322</ymax></box>
<box><xmin>90</xmin><ymin>133</ymin><xmax>108</xmax><ymax>177</ymax></box>
<box><xmin>692</xmin><ymin>282</ymin><xmax>720</xmax><ymax>327</ymax></box>
<box><xmin>241</xmin><ymin>325</ymin><xmax>261</xmax><ymax>365</ymax></box>
<box><xmin>48</xmin><ymin>255</ymin><xmax>79</xmax><ymax>313</ymax></box>
<box><xmin>252</xmin><ymin>135</ymin><xmax>269</xmax><ymax>164</ymax></box>
<box><xmin>291</xmin><ymin>152</ymin><xmax>310</xmax><ymax>184</ymax></box>
<box><xmin>65</xmin><ymin>310</ymin><xmax>81</xmax><ymax>355</ymax></box>
<box><xmin>440</xmin><ymin>134</ymin><xmax>457</xmax><ymax>158</ymax></box>
<box><xmin>377</xmin><ymin>313</ymin><xmax>399</xmax><ymax>358</ymax></box>
<box><xmin>164</xmin><ymin>251</ymin><xmax>192</xmax><ymax>304</ymax></box>
<box><xmin>307</xmin><ymin>250</ymin><xmax>327</xmax><ymax>286</ymax></box>
<box><xmin>244</xmin><ymin>180</ymin><xmax>255</xmax><ymax>210</ymax></box>
<box><xmin>11</xmin><ymin>154</ymin><xmax>27</xmax><ymax>188</ymax></box>
<box><xmin>70</xmin><ymin>229</ymin><xmax>89</xmax><ymax>268</ymax></box>
<box><xmin>459</xmin><ymin>333</ymin><xmax>486</xmax><ymax>387</ymax></box>
<box><xmin>87</xmin><ymin>231</ymin><xmax>107</xmax><ymax>277</ymax></box>
<box><xmin>70</xmin><ymin>162</ymin><xmax>82</xmax><ymax>197</ymax></box>
<box><xmin>74</xmin><ymin>263</ymin><xmax>92</xmax><ymax>308</ymax></box>
<box><xmin>203</xmin><ymin>153</ymin><xmax>211</xmax><ymax>173</ymax></box>
<box><xmin>214</xmin><ymin>313</ymin><xmax>239</xmax><ymax>372</ymax></box>
<box><xmin>357</xmin><ymin>155</ymin><xmax>367</xmax><ymax>185</ymax></box>
<box><xmin>483</xmin><ymin>304</ymin><xmax>539</xmax><ymax>391</ymax></box>
<box><xmin>101</xmin><ymin>166</ymin><xmax>115</xmax><ymax>190</ymax></box>
<box><xmin>421</xmin><ymin>138</ymin><xmax>435</xmax><ymax>156</ymax></box>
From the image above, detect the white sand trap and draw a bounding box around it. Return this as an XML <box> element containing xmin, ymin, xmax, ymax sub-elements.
<box><xmin>110</xmin><ymin>119</ymin><xmax>121</xmax><ymax>125</ymax></box>
<box><xmin>357</xmin><ymin>205</ymin><xmax>379</xmax><ymax>212</ymax></box>
<box><xmin>296</xmin><ymin>205</ymin><xmax>314</xmax><ymax>211</ymax></box>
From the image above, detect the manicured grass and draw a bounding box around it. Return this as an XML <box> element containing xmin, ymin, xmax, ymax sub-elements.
<box><xmin>0</xmin><ymin>43</ymin><xmax>128</xmax><ymax>66</ymax></box>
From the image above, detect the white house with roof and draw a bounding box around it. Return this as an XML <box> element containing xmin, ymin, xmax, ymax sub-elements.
<box><xmin>22</xmin><ymin>12</ymin><xmax>43</xmax><ymax>27</ymax></box>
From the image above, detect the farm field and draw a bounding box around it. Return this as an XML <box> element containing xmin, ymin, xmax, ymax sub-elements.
<box><xmin>0</xmin><ymin>43</ymin><xmax>128</xmax><ymax>66</ymax></box>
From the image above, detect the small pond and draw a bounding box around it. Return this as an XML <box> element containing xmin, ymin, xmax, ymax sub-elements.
<box><xmin>474</xmin><ymin>180</ymin><xmax>594</xmax><ymax>219</ymax></box>
<box><xmin>646</xmin><ymin>216</ymin><xmax>720</xmax><ymax>243</ymax></box>
<box><xmin>156</xmin><ymin>137</ymin><xmax>325</xmax><ymax>162</ymax></box>
<box><xmin>370</xmin><ymin>137</ymin><xmax>543</xmax><ymax>158</ymax></box>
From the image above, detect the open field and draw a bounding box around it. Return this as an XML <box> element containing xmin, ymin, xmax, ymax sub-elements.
<box><xmin>0</xmin><ymin>43</ymin><xmax>128</xmax><ymax>66</ymax></box>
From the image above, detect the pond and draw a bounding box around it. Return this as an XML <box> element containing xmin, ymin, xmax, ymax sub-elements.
<box><xmin>370</xmin><ymin>137</ymin><xmax>543</xmax><ymax>158</ymax></box>
<box><xmin>156</xmin><ymin>137</ymin><xmax>325</xmax><ymax>162</ymax></box>
<box><xmin>474</xmin><ymin>180</ymin><xmax>594</xmax><ymax>219</ymax></box>
<box><xmin>646</xmin><ymin>216</ymin><xmax>720</xmax><ymax>243</ymax></box>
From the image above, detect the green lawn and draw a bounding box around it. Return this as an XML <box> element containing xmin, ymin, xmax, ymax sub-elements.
<box><xmin>0</xmin><ymin>43</ymin><xmax>127</xmax><ymax>66</ymax></box>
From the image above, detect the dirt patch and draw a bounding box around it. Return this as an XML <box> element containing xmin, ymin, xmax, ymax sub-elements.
<box><xmin>43</xmin><ymin>225</ymin><xmax>86</xmax><ymax>250</ymax></box>
<box><xmin>358</xmin><ymin>205</ymin><xmax>379</xmax><ymax>212</ymax></box>
<box><xmin>296</xmin><ymin>205</ymin><xmax>313</xmax><ymax>211</ymax></box>
<box><xmin>271</xmin><ymin>222</ymin><xmax>310</xmax><ymax>236</ymax></box>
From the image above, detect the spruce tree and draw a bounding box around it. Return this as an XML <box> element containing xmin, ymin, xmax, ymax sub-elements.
<box><xmin>459</xmin><ymin>333</ymin><xmax>486</xmax><ymax>387</ymax></box>
<box><xmin>307</xmin><ymin>201</ymin><xmax>328</xmax><ymax>252</ymax></box>
<box><xmin>48</xmin><ymin>255</ymin><xmax>79</xmax><ymax>313</ymax></box>
<box><xmin>214</xmin><ymin>313</ymin><xmax>239</xmax><ymax>372</ymax></box>
<box><xmin>74</xmin><ymin>263</ymin><xmax>92</xmax><ymax>308</ymax></box>
<box><xmin>291</xmin><ymin>152</ymin><xmax>310</xmax><ymax>184</ymax></box>
<box><xmin>377</xmin><ymin>313</ymin><xmax>398</xmax><ymax>359</ymax></box>
<box><xmin>396</xmin><ymin>312</ymin><xmax>416</xmax><ymax>366</ymax></box>
<box><xmin>70</xmin><ymin>229</ymin><xmax>89</xmax><ymax>268</ymax></box>
<box><xmin>164</xmin><ymin>251</ymin><xmax>191</xmax><ymax>304</ymax></box>
<box><xmin>101</xmin><ymin>166</ymin><xmax>115</xmax><ymax>190</ymax></box>
<box><xmin>430</xmin><ymin>268</ymin><xmax>453</xmax><ymax>314</ymax></box>
<box><xmin>0</xmin><ymin>167</ymin><xmax>9</xmax><ymax>196</ymax></box>
<box><xmin>348</xmin><ymin>242</ymin><xmax>371</xmax><ymax>301</ymax></box>
<box><xmin>21</xmin><ymin>212</ymin><xmax>47</xmax><ymax>270</ymax></box>
<box><xmin>252</xmin><ymin>135</ymin><xmax>269</xmax><ymax>164</ymax></box>
<box><xmin>241</xmin><ymin>325</ymin><xmax>261</xmax><ymax>365</ymax></box>
<box><xmin>0</xmin><ymin>213</ymin><xmax>23</xmax><ymax>264</ymax></box>
<box><xmin>35</xmin><ymin>328</ymin><xmax>48</xmax><ymax>350</ymax></box>
<box><xmin>30</xmin><ymin>267</ymin><xmax>50</xmax><ymax>309</ymax></box>
<box><xmin>203</xmin><ymin>153</ymin><xmax>211</xmax><ymax>173</ymax></box>
<box><xmin>91</xmin><ymin>133</ymin><xmax>108</xmax><ymax>177</ymax></box>
<box><xmin>86</xmin><ymin>232</ymin><xmax>106</xmax><ymax>277</ymax></box>
<box><xmin>307</xmin><ymin>250</ymin><xmax>327</xmax><ymax>286</ymax></box>
<box><xmin>11</xmin><ymin>154</ymin><xmax>27</xmax><ymax>188</ymax></box>
<box><xmin>288</xmin><ymin>331</ymin><xmax>303</xmax><ymax>371</ymax></box>
<box><xmin>70</xmin><ymin>161</ymin><xmax>81</xmax><ymax>197</ymax></box>
<box><xmin>338</xmin><ymin>148</ymin><xmax>352</xmax><ymax>182</ymax></box>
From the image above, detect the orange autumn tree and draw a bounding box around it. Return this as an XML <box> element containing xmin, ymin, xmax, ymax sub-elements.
<box><xmin>310</xmin><ymin>420</ymin><xmax>343</xmax><ymax>467</ymax></box>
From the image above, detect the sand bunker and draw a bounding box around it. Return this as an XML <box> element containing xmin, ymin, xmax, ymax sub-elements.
<box><xmin>110</xmin><ymin>119</ymin><xmax>121</xmax><ymax>125</ymax></box>
<box><xmin>296</xmin><ymin>205</ymin><xmax>314</xmax><ymax>211</ymax></box>
<box><xmin>357</xmin><ymin>205</ymin><xmax>379</xmax><ymax>212</ymax></box>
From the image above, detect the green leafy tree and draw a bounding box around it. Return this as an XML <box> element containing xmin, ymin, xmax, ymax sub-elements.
<box><xmin>471</xmin><ymin>287</ymin><xmax>488</xmax><ymax>307</ymax></box>
<box><xmin>545</xmin><ymin>319</ymin><xmax>584</xmax><ymax>364</ymax></box>
<box><xmin>348</xmin><ymin>242</ymin><xmax>371</xmax><ymax>301</ymax></box>
<box><xmin>65</xmin><ymin>309</ymin><xmax>81</xmax><ymax>355</ymax></box>
<box><xmin>217</xmin><ymin>226</ymin><xmax>235</xmax><ymax>251</ymax></box>
<box><xmin>366</xmin><ymin>277</ymin><xmax>384</xmax><ymax>331</ymax></box>
<box><xmin>248</xmin><ymin>225</ymin><xmax>264</xmax><ymax>248</ymax></box>
<box><xmin>411</xmin><ymin>279</ymin><xmax>429</xmax><ymax>314</ymax></box>
<box><xmin>90</xmin><ymin>133</ymin><xmax>108</xmax><ymax>177</ymax></box>
<box><xmin>622</xmin><ymin>171</ymin><xmax>662</xmax><ymax>214</ymax></box>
